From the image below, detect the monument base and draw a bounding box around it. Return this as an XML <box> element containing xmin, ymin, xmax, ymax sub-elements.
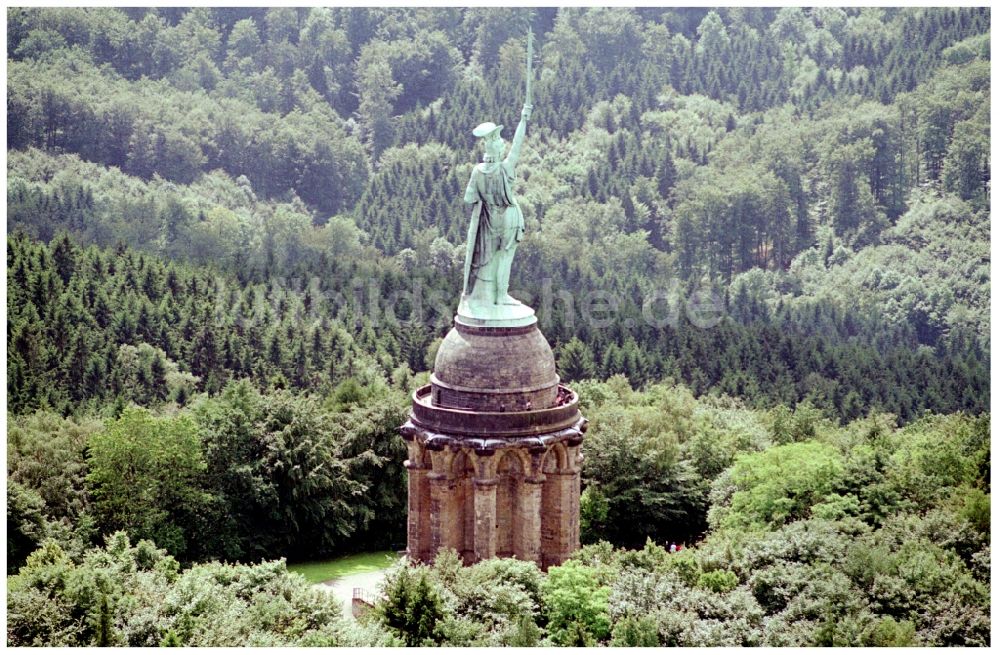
<box><xmin>457</xmin><ymin>296</ymin><xmax>537</xmax><ymax>328</ymax></box>
<box><xmin>400</xmin><ymin>388</ymin><xmax>585</xmax><ymax>570</ymax></box>
<box><xmin>400</xmin><ymin>303</ymin><xmax>586</xmax><ymax>571</ymax></box>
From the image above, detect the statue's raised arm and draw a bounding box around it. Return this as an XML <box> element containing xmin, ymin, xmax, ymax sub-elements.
<box><xmin>506</xmin><ymin>104</ymin><xmax>532</xmax><ymax>170</ymax></box>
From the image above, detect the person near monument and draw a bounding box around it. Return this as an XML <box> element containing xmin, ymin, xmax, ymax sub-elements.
<box><xmin>461</xmin><ymin>103</ymin><xmax>532</xmax><ymax>308</ymax></box>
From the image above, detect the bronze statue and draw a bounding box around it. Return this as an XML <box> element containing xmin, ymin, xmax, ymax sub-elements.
<box><xmin>461</xmin><ymin>30</ymin><xmax>533</xmax><ymax>314</ymax></box>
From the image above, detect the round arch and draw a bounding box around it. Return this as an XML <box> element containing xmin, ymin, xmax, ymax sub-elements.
<box><xmin>543</xmin><ymin>442</ymin><xmax>569</xmax><ymax>473</ymax></box>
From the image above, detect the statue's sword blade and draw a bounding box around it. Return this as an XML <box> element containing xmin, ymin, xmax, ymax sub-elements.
<box><xmin>526</xmin><ymin>28</ymin><xmax>533</xmax><ymax>106</ymax></box>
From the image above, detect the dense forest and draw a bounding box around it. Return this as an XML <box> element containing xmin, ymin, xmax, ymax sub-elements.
<box><xmin>8</xmin><ymin>381</ymin><xmax>990</xmax><ymax>646</ymax></box>
<box><xmin>6</xmin><ymin>6</ymin><xmax>990</xmax><ymax>647</ymax></box>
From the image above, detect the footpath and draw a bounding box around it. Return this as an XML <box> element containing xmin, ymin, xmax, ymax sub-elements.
<box><xmin>316</xmin><ymin>568</ymin><xmax>391</xmax><ymax>618</ymax></box>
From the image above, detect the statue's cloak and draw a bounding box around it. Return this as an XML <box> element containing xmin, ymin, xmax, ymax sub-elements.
<box><xmin>462</xmin><ymin>161</ymin><xmax>521</xmax><ymax>297</ymax></box>
<box><xmin>462</xmin><ymin>197</ymin><xmax>486</xmax><ymax>297</ymax></box>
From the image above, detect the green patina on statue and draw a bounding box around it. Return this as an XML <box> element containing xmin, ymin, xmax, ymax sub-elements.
<box><xmin>458</xmin><ymin>30</ymin><xmax>536</xmax><ymax>325</ymax></box>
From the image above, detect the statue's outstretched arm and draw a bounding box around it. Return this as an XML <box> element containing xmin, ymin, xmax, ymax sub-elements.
<box><xmin>506</xmin><ymin>104</ymin><xmax>532</xmax><ymax>169</ymax></box>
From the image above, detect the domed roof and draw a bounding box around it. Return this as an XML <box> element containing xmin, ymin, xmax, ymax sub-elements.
<box><xmin>431</xmin><ymin>321</ymin><xmax>559</xmax><ymax>412</ymax></box>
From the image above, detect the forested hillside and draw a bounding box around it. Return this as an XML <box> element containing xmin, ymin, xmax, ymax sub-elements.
<box><xmin>6</xmin><ymin>6</ymin><xmax>990</xmax><ymax>647</ymax></box>
<box><xmin>7</xmin><ymin>6</ymin><xmax>989</xmax><ymax>421</ymax></box>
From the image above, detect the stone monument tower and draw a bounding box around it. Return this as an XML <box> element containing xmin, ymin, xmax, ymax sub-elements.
<box><xmin>399</xmin><ymin>30</ymin><xmax>586</xmax><ymax>570</ymax></box>
<box><xmin>398</xmin><ymin>315</ymin><xmax>587</xmax><ymax>570</ymax></box>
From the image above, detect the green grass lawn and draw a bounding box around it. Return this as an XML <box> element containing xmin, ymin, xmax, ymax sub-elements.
<box><xmin>287</xmin><ymin>551</ymin><xmax>400</xmax><ymax>584</ymax></box>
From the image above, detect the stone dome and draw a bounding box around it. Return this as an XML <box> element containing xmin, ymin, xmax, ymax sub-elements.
<box><xmin>430</xmin><ymin>320</ymin><xmax>560</xmax><ymax>412</ymax></box>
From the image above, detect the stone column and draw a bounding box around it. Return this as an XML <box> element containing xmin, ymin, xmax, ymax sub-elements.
<box><xmin>427</xmin><ymin>471</ymin><xmax>448</xmax><ymax>557</ymax></box>
<box><xmin>427</xmin><ymin>449</ymin><xmax>461</xmax><ymax>558</ymax></box>
<box><xmin>518</xmin><ymin>476</ymin><xmax>545</xmax><ymax>565</ymax></box>
<box><xmin>473</xmin><ymin>478</ymin><xmax>498</xmax><ymax>562</ymax></box>
<box><xmin>543</xmin><ymin>470</ymin><xmax>577</xmax><ymax>567</ymax></box>
<box><xmin>404</xmin><ymin>457</ymin><xmax>429</xmax><ymax>561</ymax></box>
<box><xmin>569</xmin><ymin>445</ymin><xmax>583</xmax><ymax>552</ymax></box>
